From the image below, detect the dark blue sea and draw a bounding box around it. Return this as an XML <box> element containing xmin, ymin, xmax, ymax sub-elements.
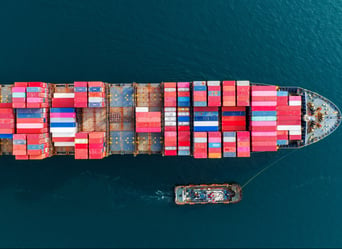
<box><xmin>0</xmin><ymin>0</ymin><xmax>341</xmax><ymax>248</ymax></box>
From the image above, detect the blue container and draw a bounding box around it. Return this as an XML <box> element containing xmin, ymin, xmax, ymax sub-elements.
<box><xmin>50</xmin><ymin>108</ymin><xmax>75</xmax><ymax>113</ymax></box>
<box><xmin>277</xmin><ymin>91</ymin><xmax>288</xmax><ymax>96</ymax></box>
<box><xmin>17</xmin><ymin>113</ymin><xmax>43</xmax><ymax>119</ymax></box>
<box><xmin>252</xmin><ymin>111</ymin><xmax>277</xmax><ymax>116</ymax></box>
<box><xmin>223</xmin><ymin>132</ymin><xmax>236</xmax><ymax>137</ymax></box>
<box><xmin>27</xmin><ymin>144</ymin><xmax>42</xmax><ymax>150</ymax></box>
<box><xmin>193</xmin><ymin>101</ymin><xmax>207</xmax><ymax>107</ymax></box>
<box><xmin>209</xmin><ymin>143</ymin><xmax>221</xmax><ymax>148</ymax></box>
<box><xmin>177</xmin><ymin>97</ymin><xmax>189</xmax><ymax>102</ymax></box>
<box><xmin>178</xmin><ymin>150</ymin><xmax>190</xmax><ymax>156</ymax></box>
<box><xmin>224</xmin><ymin>152</ymin><xmax>236</xmax><ymax>158</ymax></box>
<box><xmin>178</xmin><ymin>116</ymin><xmax>190</xmax><ymax>122</ymax></box>
<box><xmin>151</xmin><ymin>133</ymin><xmax>162</xmax><ymax>152</ymax></box>
<box><xmin>194</xmin><ymin>86</ymin><xmax>206</xmax><ymax>91</ymax></box>
<box><xmin>277</xmin><ymin>140</ymin><xmax>288</xmax><ymax>145</ymax></box>
<box><xmin>74</xmin><ymin>87</ymin><xmax>87</xmax><ymax>92</ymax></box>
<box><xmin>208</xmin><ymin>91</ymin><xmax>220</xmax><ymax>96</ymax></box>
<box><xmin>26</xmin><ymin>87</ymin><xmax>41</xmax><ymax>92</ymax></box>
<box><xmin>13</xmin><ymin>140</ymin><xmax>26</xmax><ymax>145</ymax></box>
<box><xmin>17</xmin><ymin>108</ymin><xmax>44</xmax><ymax>114</ymax></box>
<box><xmin>89</xmin><ymin>87</ymin><xmax>102</xmax><ymax>92</ymax></box>
<box><xmin>88</xmin><ymin>102</ymin><xmax>102</xmax><ymax>107</ymax></box>
<box><xmin>178</xmin><ymin>101</ymin><xmax>190</xmax><ymax>107</ymax></box>
<box><xmin>194</xmin><ymin>126</ymin><xmax>218</xmax><ymax>132</ymax></box>
<box><xmin>0</xmin><ymin>134</ymin><xmax>13</xmax><ymax>139</ymax></box>
<box><xmin>222</xmin><ymin>111</ymin><xmax>245</xmax><ymax>116</ymax></box>
<box><xmin>50</xmin><ymin>123</ymin><xmax>76</xmax><ymax>128</ymax></box>
<box><xmin>194</xmin><ymin>116</ymin><xmax>218</xmax><ymax>121</ymax></box>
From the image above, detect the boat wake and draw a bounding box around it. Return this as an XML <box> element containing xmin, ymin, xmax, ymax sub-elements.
<box><xmin>140</xmin><ymin>190</ymin><xmax>173</xmax><ymax>202</ymax></box>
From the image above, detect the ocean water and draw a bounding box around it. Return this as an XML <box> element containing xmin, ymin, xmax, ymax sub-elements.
<box><xmin>0</xmin><ymin>0</ymin><xmax>342</xmax><ymax>247</ymax></box>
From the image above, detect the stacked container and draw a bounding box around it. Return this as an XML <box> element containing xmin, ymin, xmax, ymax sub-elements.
<box><xmin>12</xmin><ymin>86</ymin><xmax>26</xmax><ymax>108</ymax></box>
<box><xmin>208</xmin><ymin>132</ymin><xmax>221</xmax><ymax>158</ymax></box>
<box><xmin>207</xmin><ymin>81</ymin><xmax>221</xmax><ymax>107</ymax></box>
<box><xmin>12</xmin><ymin>134</ymin><xmax>27</xmax><ymax>157</ymax></box>
<box><xmin>222</xmin><ymin>107</ymin><xmax>246</xmax><ymax>131</ymax></box>
<box><xmin>164</xmin><ymin>131</ymin><xmax>177</xmax><ymax>156</ymax></box>
<box><xmin>26</xmin><ymin>133</ymin><xmax>50</xmax><ymax>159</ymax></box>
<box><xmin>26</xmin><ymin>82</ymin><xmax>49</xmax><ymax>108</ymax></box>
<box><xmin>89</xmin><ymin>132</ymin><xmax>106</xmax><ymax>159</ymax></box>
<box><xmin>251</xmin><ymin>86</ymin><xmax>278</xmax><ymax>152</ymax></box>
<box><xmin>163</xmin><ymin>82</ymin><xmax>177</xmax><ymax>107</ymax></box>
<box><xmin>0</xmin><ymin>108</ymin><xmax>14</xmax><ymax>134</ymax></box>
<box><xmin>193</xmin><ymin>107</ymin><xmax>219</xmax><ymax>132</ymax></box>
<box><xmin>277</xmin><ymin>95</ymin><xmax>302</xmax><ymax>140</ymax></box>
<box><xmin>50</xmin><ymin>108</ymin><xmax>77</xmax><ymax>147</ymax></box>
<box><xmin>88</xmin><ymin>81</ymin><xmax>105</xmax><ymax>107</ymax></box>
<box><xmin>237</xmin><ymin>131</ymin><xmax>250</xmax><ymax>157</ymax></box>
<box><xmin>277</xmin><ymin>91</ymin><xmax>288</xmax><ymax>106</ymax></box>
<box><xmin>0</xmin><ymin>85</ymin><xmax>13</xmax><ymax>108</ymax></box>
<box><xmin>16</xmin><ymin>108</ymin><xmax>48</xmax><ymax>134</ymax></box>
<box><xmin>135</xmin><ymin>107</ymin><xmax>161</xmax><ymax>133</ymax></box>
<box><xmin>222</xmin><ymin>81</ymin><xmax>236</xmax><ymax>106</ymax></box>
<box><xmin>193</xmin><ymin>132</ymin><xmax>207</xmax><ymax>159</ymax></box>
<box><xmin>74</xmin><ymin>81</ymin><xmax>88</xmax><ymax>108</ymax></box>
<box><xmin>223</xmin><ymin>132</ymin><xmax>236</xmax><ymax>157</ymax></box>
<box><xmin>177</xmin><ymin>82</ymin><xmax>190</xmax><ymax>107</ymax></box>
<box><xmin>178</xmin><ymin>131</ymin><xmax>190</xmax><ymax>156</ymax></box>
<box><xmin>236</xmin><ymin>81</ymin><xmax>250</xmax><ymax>106</ymax></box>
<box><xmin>193</xmin><ymin>81</ymin><xmax>207</xmax><ymax>107</ymax></box>
<box><xmin>277</xmin><ymin>130</ymin><xmax>289</xmax><ymax>145</ymax></box>
<box><xmin>75</xmin><ymin>132</ymin><xmax>89</xmax><ymax>159</ymax></box>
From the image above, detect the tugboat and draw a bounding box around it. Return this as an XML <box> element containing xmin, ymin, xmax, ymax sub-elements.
<box><xmin>174</xmin><ymin>183</ymin><xmax>242</xmax><ymax>205</ymax></box>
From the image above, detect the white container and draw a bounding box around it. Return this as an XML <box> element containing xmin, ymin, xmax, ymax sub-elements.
<box><xmin>207</xmin><ymin>81</ymin><xmax>220</xmax><ymax>86</ymax></box>
<box><xmin>194</xmin><ymin>137</ymin><xmax>207</xmax><ymax>143</ymax></box>
<box><xmin>50</xmin><ymin>118</ymin><xmax>76</xmax><ymax>123</ymax></box>
<box><xmin>237</xmin><ymin>80</ymin><xmax>250</xmax><ymax>86</ymax></box>
<box><xmin>177</xmin><ymin>88</ymin><xmax>189</xmax><ymax>92</ymax></box>
<box><xmin>289</xmin><ymin>130</ymin><xmax>301</xmax><ymax>135</ymax></box>
<box><xmin>178</xmin><ymin>146</ymin><xmax>190</xmax><ymax>150</ymax></box>
<box><xmin>277</xmin><ymin>125</ymin><xmax>301</xmax><ymax>131</ymax></box>
<box><xmin>165</xmin><ymin>146</ymin><xmax>177</xmax><ymax>150</ymax></box>
<box><xmin>52</xmin><ymin>132</ymin><xmax>76</xmax><ymax>138</ymax></box>
<box><xmin>223</xmin><ymin>137</ymin><xmax>236</xmax><ymax>142</ymax></box>
<box><xmin>178</xmin><ymin>112</ymin><xmax>190</xmax><ymax>116</ymax></box>
<box><xmin>165</xmin><ymin>121</ymin><xmax>176</xmax><ymax>126</ymax></box>
<box><xmin>194</xmin><ymin>121</ymin><xmax>219</xmax><ymax>127</ymax></box>
<box><xmin>165</xmin><ymin>117</ymin><xmax>176</xmax><ymax>121</ymax></box>
<box><xmin>289</xmin><ymin>101</ymin><xmax>301</xmax><ymax>106</ymax></box>
<box><xmin>136</xmin><ymin>107</ymin><xmax>149</xmax><ymax>112</ymax></box>
<box><xmin>53</xmin><ymin>93</ymin><xmax>75</xmax><ymax>98</ymax></box>
<box><xmin>164</xmin><ymin>107</ymin><xmax>176</xmax><ymax>112</ymax></box>
<box><xmin>178</xmin><ymin>122</ymin><xmax>190</xmax><ymax>126</ymax></box>
<box><xmin>164</xmin><ymin>88</ymin><xmax>176</xmax><ymax>92</ymax></box>
<box><xmin>193</xmin><ymin>81</ymin><xmax>206</xmax><ymax>86</ymax></box>
<box><xmin>54</xmin><ymin>142</ymin><xmax>75</xmax><ymax>147</ymax></box>
<box><xmin>17</xmin><ymin>123</ymin><xmax>44</xmax><ymax>129</ymax></box>
<box><xmin>165</xmin><ymin>112</ymin><xmax>176</xmax><ymax>117</ymax></box>
<box><xmin>50</xmin><ymin>127</ymin><xmax>78</xmax><ymax>133</ymax></box>
<box><xmin>88</xmin><ymin>97</ymin><xmax>104</xmax><ymax>103</ymax></box>
<box><xmin>75</xmin><ymin>139</ymin><xmax>88</xmax><ymax>144</ymax></box>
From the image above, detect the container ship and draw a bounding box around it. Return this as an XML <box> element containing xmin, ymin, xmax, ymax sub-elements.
<box><xmin>0</xmin><ymin>81</ymin><xmax>340</xmax><ymax>160</ymax></box>
<box><xmin>175</xmin><ymin>183</ymin><xmax>242</xmax><ymax>205</ymax></box>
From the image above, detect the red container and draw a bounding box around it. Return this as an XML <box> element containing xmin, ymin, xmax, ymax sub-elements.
<box><xmin>251</xmin><ymin>85</ymin><xmax>277</xmax><ymax>91</ymax></box>
<box><xmin>0</xmin><ymin>108</ymin><xmax>13</xmax><ymax>114</ymax></box>
<box><xmin>0</xmin><ymin>128</ymin><xmax>14</xmax><ymax>133</ymax></box>
<box><xmin>74</xmin><ymin>81</ymin><xmax>88</xmax><ymax>87</ymax></box>
<box><xmin>28</xmin><ymin>82</ymin><xmax>47</xmax><ymax>87</ymax></box>
<box><xmin>52</xmin><ymin>98</ymin><xmax>74</xmax><ymax>107</ymax></box>
<box><xmin>252</xmin><ymin>146</ymin><xmax>277</xmax><ymax>152</ymax></box>
<box><xmin>14</xmin><ymin>82</ymin><xmax>28</xmax><ymax>87</ymax></box>
<box><xmin>76</xmin><ymin>132</ymin><xmax>89</xmax><ymax>138</ymax></box>
<box><xmin>88</xmin><ymin>92</ymin><xmax>105</xmax><ymax>97</ymax></box>
<box><xmin>88</xmin><ymin>81</ymin><xmax>104</xmax><ymax>87</ymax></box>
<box><xmin>75</xmin><ymin>144</ymin><xmax>88</xmax><ymax>149</ymax></box>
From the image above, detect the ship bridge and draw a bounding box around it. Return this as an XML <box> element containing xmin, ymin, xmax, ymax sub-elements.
<box><xmin>303</xmin><ymin>89</ymin><xmax>341</xmax><ymax>146</ymax></box>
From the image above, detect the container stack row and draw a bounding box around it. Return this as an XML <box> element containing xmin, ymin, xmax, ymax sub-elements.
<box><xmin>251</xmin><ymin>85</ymin><xmax>278</xmax><ymax>152</ymax></box>
<box><xmin>0</xmin><ymin>85</ymin><xmax>12</xmax><ymax>108</ymax></box>
<box><xmin>75</xmin><ymin>132</ymin><xmax>88</xmax><ymax>159</ymax></box>
<box><xmin>222</xmin><ymin>81</ymin><xmax>236</xmax><ymax>106</ymax></box>
<box><xmin>208</xmin><ymin>132</ymin><xmax>221</xmax><ymax>158</ymax></box>
<box><xmin>12</xmin><ymin>85</ymin><xmax>26</xmax><ymax>108</ymax></box>
<box><xmin>52</xmin><ymin>92</ymin><xmax>75</xmax><ymax>108</ymax></box>
<box><xmin>193</xmin><ymin>81</ymin><xmax>207</xmax><ymax>107</ymax></box>
<box><xmin>193</xmin><ymin>107</ymin><xmax>219</xmax><ymax>132</ymax></box>
<box><xmin>163</xmin><ymin>82</ymin><xmax>177</xmax><ymax>156</ymax></box>
<box><xmin>13</xmin><ymin>133</ymin><xmax>50</xmax><ymax>160</ymax></box>
<box><xmin>277</xmin><ymin>95</ymin><xmax>302</xmax><ymax>141</ymax></box>
<box><xmin>16</xmin><ymin>108</ymin><xmax>48</xmax><ymax>134</ymax></box>
<box><xmin>89</xmin><ymin>132</ymin><xmax>106</xmax><ymax>159</ymax></box>
<box><xmin>88</xmin><ymin>81</ymin><xmax>106</xmax><ymax>108</ymax></box>
<box><xmin>50</xmin><ymin>108</ymin><xmax>77</xmax><ymax>148</ymax></box>
<box><xmin>236</xmin><ymin>81</ymin><xmax>250</xmax><ymax>106</ymax></box>
<box><xmin>135</xmin><ymin>107</ymin><xmax>161</xmax><ymax>133</ymax></box>
<box><xmin>74</xmin><ymin>82</ymin><xmax>88</xmax><ymax>108</ymax></box>
<box><xmin>0</xmin><ymin>108</ymin><xmax>14</xmax><ymax>135</ymax></box>
<box><xmin>193</xmin><ymin>132</ymin><xmax>207</xmax><ymax>159</ymax></box>
<box><xmin>177</xmin><ymin>82</ymin><xmax>191</xmax><ymax>156</ymax></box>
<box><xmin>12</xmin><ymin>134</ymin><xmax>27</xmax><ymax>159</ymax></box>
<box><xmin>26</xmin><ymin>82</ymin><xmax>49</xmax><ymax>108</ymax></box>
<box><xmin>237</xmin><ymin>131</ymin><xmax>250</xmax><ymax>157</ymax></box>
<box><xmin>223</xmin><ymin>132</ymin><xmax>236</xmax><ymax>157</ymax></box>
<box><xmin>207</xmin><ymin>81</ymin><xmax>221</xmax><ymax>106</ymax></box>
<box><xmin>222</xmin><ymin>107</ymin><xmax>246</xmax><ymax>131</ymax></box>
